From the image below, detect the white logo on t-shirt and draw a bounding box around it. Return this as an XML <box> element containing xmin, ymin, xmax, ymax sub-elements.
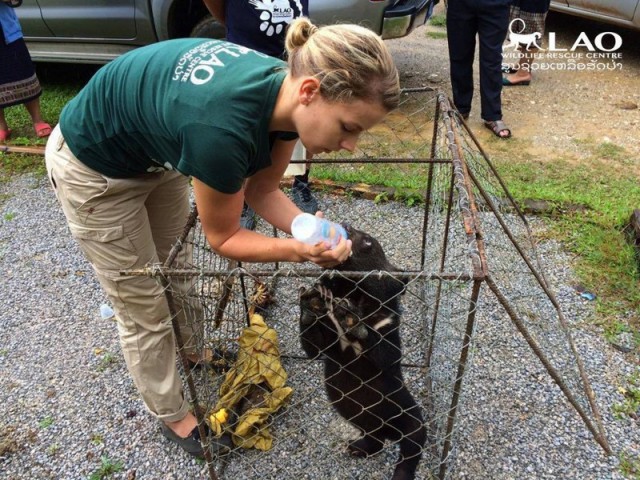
<box><xmin>248</xmin><ymin>0</ymin><xmax>304</xmax><ymax>37</ymax></box>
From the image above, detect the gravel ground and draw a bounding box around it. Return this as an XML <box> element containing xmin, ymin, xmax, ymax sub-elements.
<box><xmin>0</xmin><ymin>175</ymin><xmax>638</xmax><ymax>480</ymax></box>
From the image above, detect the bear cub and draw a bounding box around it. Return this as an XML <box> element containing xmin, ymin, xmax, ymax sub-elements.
<box><xmin>299</xmin><ymin>225</ymin><xmax>426</xmax><ymax>480</ymax></box>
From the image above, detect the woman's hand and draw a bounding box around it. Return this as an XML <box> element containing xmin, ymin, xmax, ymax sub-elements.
<box><xmin>297</xmin><ymin>235</ymin><xmax>352</xmax><ymax>268</ymax></box>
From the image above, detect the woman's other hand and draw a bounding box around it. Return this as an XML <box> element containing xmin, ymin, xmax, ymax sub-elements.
<box><xmin>297</xmin><ymin>235</ymin><xmax>352</xmax><ymax>268</ymax></box>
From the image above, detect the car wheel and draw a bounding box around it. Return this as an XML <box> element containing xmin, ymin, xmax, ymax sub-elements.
<box><xmin>190</xmin><ymin>16</ymin><xmax>225</xmax><ymax>39</ymax></box>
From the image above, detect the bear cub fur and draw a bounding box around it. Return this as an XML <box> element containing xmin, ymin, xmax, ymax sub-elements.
<box><xmin>299</xmin><ymin>225</ymin><xmax>426</xmax><ymax>480</ymax></box>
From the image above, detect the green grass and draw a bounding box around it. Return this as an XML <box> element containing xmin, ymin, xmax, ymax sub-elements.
<box><xmin>489</xmin><ymin>147</ymin><xmax>640</xmax><ymax>329</ymax></box>
<box><xmin>613</xmin><ymin>369</ymin><xmax>640</xmax><ymax>420</ymax></box>
<box><xmin>38</xmin><ymin>416</ymin><xmax>54</xmax><ymax>429</ymax></box>
<box><xmin>429</xmin><ymin>13</ymin><xmax>447</xmax><ymax>27</ymax></box>
<box><xmin>96</xmin><ymin>352</ymin><xmax>118</xmax><ymax>372</ymax></box>
<box><xmin>426</xmin><ymin>31</ymin><xmax>448</xmax><ymax>40</ymax></box>
<box><xmin>88</xmin><ymin>455</ymin><xmax>124</xmax><ymax>480</ymax></box>
<box><xmin>620</xmin><ymin>451</ymin><xmax>640</xmax><ymax>479</ymax></box>
<box><xmin>0</xmin><ymin>152</ymin><xmax>46</xmax><ymax>182</ymax></box>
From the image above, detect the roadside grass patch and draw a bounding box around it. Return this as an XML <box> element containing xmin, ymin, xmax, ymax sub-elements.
<box><xmin>489</xmin><ymin>143</ymin><xmax>640</xmax><ymax>339</ymax></box>
<box><xmin>429</xmin><ymin>13</ymin><xmax>446</xmax><ymax>27</ymax></box>
<box><xmin>613</xmin><ymin>369</ymin><xmax>640</xmax><ymax>420</ymax></box>
<box><xmin>426</xmin><ymin>31</ymin><xmax>448</xmax><ymax>40</ymax></box>
<box><xmin>620</xmin><ymin>451</ymin><xmax>640</xmax><ymax>479</ymax></box>
<box><xmin>0</xmin><ymin>153</ymin><xmax>46</xmax><ymax>181</ymax></box>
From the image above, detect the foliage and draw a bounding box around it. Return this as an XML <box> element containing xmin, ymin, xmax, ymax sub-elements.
<box><xmin>38</xmin><ymin>416</ymin><xmax>54</xmax><ymax>429</ymax></box>
<box><xmin>613</xmin><ymin>369</ymin><xmax>640</xmax><ymax>420</ymax></box>
<box><xmin>88</xmin><ymin>455</ymin><xmax>124</xmax><ymax>480</ymax></box>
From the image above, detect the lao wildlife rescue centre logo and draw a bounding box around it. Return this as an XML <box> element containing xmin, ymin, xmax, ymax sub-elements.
<box><xmin>502</xmin><ymin>18</ymin><xmax>623</xmax><ymax>72</ymax></box>
<box><xmin>249</xmin><ymin>0</ymin><xmax>305</xmax><ymax>37</ymax></box>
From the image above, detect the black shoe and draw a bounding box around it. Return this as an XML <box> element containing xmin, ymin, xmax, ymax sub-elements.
<box><xmin>240</xmin><ymin>202</ymin><xmax>257</xmax><ymax>231</ymax></box>
<box><xmin>292</xmin><ymin>178</ymin><xmax>319</xmax><ymax>214</ymax></box>
<box><xmin>160</xmin><ymin>422</ymin><xmax>206</xmax><ymax>458</ymax></box>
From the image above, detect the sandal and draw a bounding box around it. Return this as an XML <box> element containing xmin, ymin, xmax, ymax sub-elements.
<box><xmin>0</xmin><ymin>128</ymin><xmax>11</xmax><ymax>142</ymax></box>
<box><xmin>34</xmin><ymin>122</ymin><xmax>52</xmax><ymax>138</ymax></box>
<box><xmin>484</xmin><ymin>120</ymin><xmax>511</xmax><ymax>139</ymax></box>
<box><xmin>502</xmin><ymin>76</ymin><xmax>530</xmax><ymax>87</ymax></box>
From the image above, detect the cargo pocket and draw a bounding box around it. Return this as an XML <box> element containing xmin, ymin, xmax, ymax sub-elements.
<box><xmin>68</xmin><ymin>222</ymin><xmax>139</xmax><ymax>274</ymax></box>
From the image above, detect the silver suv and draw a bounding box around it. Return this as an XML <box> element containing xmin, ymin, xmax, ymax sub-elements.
<box><xmin>17</xmin><ymin>0</ymin><xmax>435</xmax><ymax>64</ymax></box>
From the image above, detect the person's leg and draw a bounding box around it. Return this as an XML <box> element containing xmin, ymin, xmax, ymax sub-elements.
<box><xmin>292</xmin><ymin>149</ymin><xmax>319</xmax><ymax>214</ymax></box>
<box><xmin>0</xmin><ymin>108</ymin><xmax>9</xmax><ymax>141</ymax></box>
<box><xmin>24</xmin><ymin>97</ymin><xmax>45</xmax><ymax>124</ymax></box>
<box><xmin>446</xmin><ymin>0</ymin><xmax>478</xmax><ymax>117</ymax></box>
<box><xmin>45</xmin><ymin>126</ymin><xmax>193</xmax><ymax>435</ymax></box>
<box><xmin>504</xmin><ymin>44</ymin><xmax>536</xmax><ymax>84</ymax></box>
<box><xmin>146</xmin><ymin>173</ymin><xmax>204</xmax><ymax>365</ymax></box>
<box><xmin>24</xmin><ymin>97</ymin><xmax>51</xmax><ymax>137</ymax></box>
<box><xmin>477</xmin><ymin>5</ymin><xmax>510</xmax><ymax>123</ymax></box>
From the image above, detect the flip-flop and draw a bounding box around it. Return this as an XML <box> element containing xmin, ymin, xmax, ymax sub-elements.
<box><xmin>502</xmin><ymin>76</ymin><xmax>530</xmax><ymax>87</ymax></box>
<box><xmin>34</xmin><ymin>122</ymin><xmax>52</xmax><ymax>138</ymax></box>
<box><xmin>501</xmin><ymin>64</ymin><xmax>518</xmax><ymax>74</ymax></box>
<box><xmin>484</xmin><ymin>120</ymin><xmax>511</xmax><ymax>139</ymax></box>
<box><xmin>0</xmin><ymin>128</ymin><xmax>11</xmax><ymax>142</ymax></box>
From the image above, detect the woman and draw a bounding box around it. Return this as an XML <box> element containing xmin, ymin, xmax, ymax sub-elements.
<box><xmin>45</xmin><ymin>18</ymin><xmax>399</xmax><ymax>457</ymax></box>
<box><xmin>0</xmin><ymin>0</ymin><xmax>51</xmax><ymax>141</ymax></box>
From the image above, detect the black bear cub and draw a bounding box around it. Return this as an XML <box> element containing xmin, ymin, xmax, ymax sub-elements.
<box><xmin>299</xmin><ymin>225</ymin><xmax>426</xmax><ymax>480</ymax></box>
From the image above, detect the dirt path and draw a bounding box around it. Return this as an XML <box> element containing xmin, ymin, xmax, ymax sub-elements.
<box><xmin>386</xmin><ymin>7</ymin><xmax>640</xmax><ymax>174</ymax></box>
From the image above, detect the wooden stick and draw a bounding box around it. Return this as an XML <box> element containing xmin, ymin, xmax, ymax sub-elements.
<box><xmin>0</xmin><ymin>144</ymin><xmax>46</xmax><ymax>156</ymax></box>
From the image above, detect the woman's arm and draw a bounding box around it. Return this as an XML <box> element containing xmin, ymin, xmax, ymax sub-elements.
<box><xmin>193</xmin><ymin>177</ymin><xmax>351</xmax><ymax>266</ymax></box>
<box><xmin>244</xmin><ymin>137</ymin><xmax>300</xmax><ymax>233</ymax></box>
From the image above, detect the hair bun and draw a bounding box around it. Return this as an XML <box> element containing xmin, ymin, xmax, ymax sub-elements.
<box><xmin>285</xmin><ymin>17</ymin><xmax>317</xmax><ymax>52</ymax></box>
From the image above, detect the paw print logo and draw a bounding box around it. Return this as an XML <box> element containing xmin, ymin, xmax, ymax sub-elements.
<box><xmin>249</xmin><ymin>0</ymin><xmax>304</xmax><ymax>37</ymax></box>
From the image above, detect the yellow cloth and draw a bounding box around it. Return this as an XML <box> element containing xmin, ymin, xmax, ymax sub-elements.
<box><xmin>210</xmin><ymin>314</ymin><xmax>293</xmax><ymax>451</ymax></box>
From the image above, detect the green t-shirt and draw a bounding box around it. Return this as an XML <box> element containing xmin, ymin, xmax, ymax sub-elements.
<box><xmin>60</xmin><ymin>39</ymin><xmax>294</xmax><ymax>194</ymax></box>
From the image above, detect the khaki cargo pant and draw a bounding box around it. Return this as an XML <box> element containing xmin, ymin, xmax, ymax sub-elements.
<box><xmin>45</xmin><ymin>124</ymin><xmax>200</xmax><ymax>423</ymax></box>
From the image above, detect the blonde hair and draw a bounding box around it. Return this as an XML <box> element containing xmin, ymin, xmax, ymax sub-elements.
<box><xmin>285</xmin><ymin>18</ymin><xmax>400</xmax><ymax>111</ymax></box>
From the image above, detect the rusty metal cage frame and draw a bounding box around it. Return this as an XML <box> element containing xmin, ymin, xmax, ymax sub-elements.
<box><xmin>125</xmin><ymin>89</ymin><xmax>610</xmax><ymax>479</ymax></box>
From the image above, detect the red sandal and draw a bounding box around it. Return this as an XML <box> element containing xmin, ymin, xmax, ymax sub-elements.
<box><xmin>34</xmin><ymin>122</ymin><xmax>52</xmax><ymax>138</ymax></box>
<box><xmin>0</xmin><ymin>128</ymin><xmax>11</xmax><ymax>142</ymax></box>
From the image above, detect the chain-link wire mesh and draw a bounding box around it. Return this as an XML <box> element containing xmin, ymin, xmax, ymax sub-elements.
<box><xmin>123</xmin><ymin>89</ymin><xmax>609</xmax><ymax>480</ymax></box>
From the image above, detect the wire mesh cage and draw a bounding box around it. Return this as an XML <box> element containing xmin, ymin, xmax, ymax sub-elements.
<box><xmin>124</xmin><ymin>89</ymin><xmax>610</xmax><ymax>480</ymax></box>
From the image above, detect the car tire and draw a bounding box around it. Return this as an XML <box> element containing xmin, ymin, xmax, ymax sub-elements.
<box><xmin>190</xmin><ymin>16</ymin><xmax>225</xmax><ymax>39</ymax></box>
